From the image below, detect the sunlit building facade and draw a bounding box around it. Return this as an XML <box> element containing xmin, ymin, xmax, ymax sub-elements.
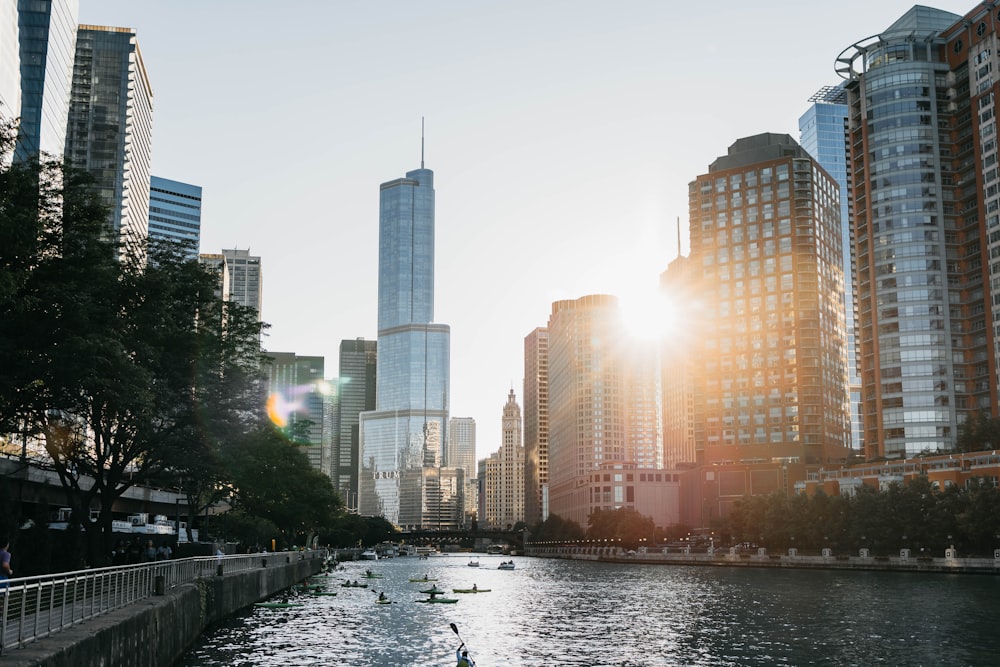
<box><xmin>523</xmin><ymin>327</ymin><xmax>549</xmax><ymax>525</ymax></box>
<box><xmin>65</xmin><ymin>25</ymin><xmax>152</xmax><ymax>262</ymax></box>
<box><xmin>148</xmin><ymin>176</ymin><xmax>202</xmax><ymax>258</ymax></box>
<box><xmin>448</xmin><ymin>416</ymin><xmax>478</xmax><ymax>524</ymax></box>
<box><xmin>358</xmin><ymin>162</ymin><xmax>453</xmax><ymax>529</ymax></box>
<box><xmin>838</xmin><ymin>5</ymin><xmax>1000</xmax><ymax>458</ymax></box>
<box><xmin>546</xmin><ymin>295</ymin><xmax>662</xmax><ymax>527</ymax></box>
<box><xmin>673</xmin><ymin>133</ymin><xmax>851</xmax><ymax>469</ymax></box>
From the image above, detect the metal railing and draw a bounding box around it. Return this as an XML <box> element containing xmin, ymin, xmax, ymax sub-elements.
<box><xmin>0</xmin><ymin>549</ymin><xmax>324</xmax><ymax>654</ymax></box>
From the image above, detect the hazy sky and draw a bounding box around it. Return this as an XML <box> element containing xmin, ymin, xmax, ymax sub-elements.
<box><xmin>80</xmin><ymin>1</ymin><xmax>973</xmax><ymax>460</ymax></box>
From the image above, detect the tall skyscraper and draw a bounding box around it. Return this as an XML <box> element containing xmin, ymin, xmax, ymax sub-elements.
<box><xmin>838</xmin><ymin>5</ymin><xmax>998</xmax><ymax>459</ymax></box>
<box><xmin>64</xmin><ymin>25</ymin><xmax>153</xmax><ymax>261</ymax></box>
<box><xmin>334</xmin><ymin>338</ymin><xmax>377</xmax><ymax>511</ymax></box>
<box><xmin>659</xmin><ymin>251</ymin><xmax>698</xmax><ymax>469</ymax></box>
<box><xmin>265</xmin><ymin>352</ymin><xmax>326</xmax><ymax>470</ymax></box>
<box><xmin>148</xmin><ymin>176</ymin><xmax>202</xmax><ymax>258</ymax></box>
<box><xmin>546</xmin><ymin>294</ymin><xmax>661</xmax><ymax>527</ymax></box>
<box><xmin>197</xmin><ymin>253</ymin><xmax>230</xmax><ymax>301</ymax></box>
<box><xmin>447</xmin><ymin>416</ymin><xmax>478</xmax><ymax>525</ymax></box>
<box><xmin>358</xmin><ymin>155</ymin><xmax>453</xmax><ymax>529</ymax></box>
<box><xmin>523</xmin><ymin>327</ymin><xmax>549</xmax><ymax>526</ymax></box>
<box><xmin>799</xmin><ymin>83</ymin><xmax>862</xmax><ymax>455</ymax></box>
<box><xmin>1</xmin><ymin>2</ymin><xmax>18</xmax><ymax>125</ymax></box>
<box><xmin>220</xmin><ymin>248</ymin><xmax>262</xmax><ymax>317</ymax></box>
<box><xmin>12</xmin><ymin>0</ymin><xmax>78</xmax><ymax>162</ymax></box>
<box><xmin>662</xmin><ymin>133</ymin><xmax>851</xmax><ymax>469</ymax></box>
<box><xmin>446</xmin><ymin>417</ymin><xmax>476</xmax><ymax>477</ymax></box>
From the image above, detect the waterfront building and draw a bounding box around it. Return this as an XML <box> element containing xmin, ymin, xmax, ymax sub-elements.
<box><xmin>148</xmin><ymin>176</ymin><xmax>202</xmax><ymax>258</ymax></box>
<box><xmin>358</xmin><ymin>155</ymin><xmax>454</xmax><ymax>529</ymax></box>
<box><xmin>663</xmin><ymin>133</ymin><xmax>851</xmax><ymax>474</ymax></box>
<box><xmin>482</xmin><ymin>390</ymin><xmax>525</xmax><ymax>530</ymax></box>
<box><xmin>64</xmin><ymin>25</ymin><xmax>152</xmax><ymax>262</ymax></box>
<box><xmin>220</xmin><ymin>248</ymin><xmax>262</xmax><ymax>318</ymax></box>
<box><xmin>10</xmin><ymin>0</ymin><xmax>77</xmax><ymax>162</ymax></box>
<box><xmin>523</xmin><ymin>327</ymin><xmax>549</xmax><ymax>525</ymax></box>
<box><xmin>265</xmin><ymin>352</ymin><xmax>326</xmax><ymax>471</ymax></box>
<box><xmin>334</xmin><ymin>338</ymin><xmax>377</xmax><ymax>510</ymax></box>
<box><xmin>798</xmin><ymin>83</ymin><xmax>863</xmax><ymax>455</ymax></box>
<box><xmin>838</xmin><ymin>5</ymin><xmax>1000</xmax><ymax>458</ymax></box>
<box><xmin>545</xmin><ymin>294</ymin><xmax>662</xmax><ymax>527</ymax></box>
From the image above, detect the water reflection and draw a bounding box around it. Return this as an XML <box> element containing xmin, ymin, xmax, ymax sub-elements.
<box><xmin>178</xmin><ymin>556</ymin><xmax>1000</xmax><ymax>666</ymax></box>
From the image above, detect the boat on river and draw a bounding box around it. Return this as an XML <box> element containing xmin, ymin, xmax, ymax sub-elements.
<box><xmin>417</xmin><ymin>587</ymin><xmax>458</xmax><ymax>604</ymax></box>
<box><xmin>409</xmin><ymin>576</ymin><xmax>437</xmax><ymax>582</ymax></box>
<box><xmin>467</xmin><ymin>557</ymin><xmax>480</xmax><ymax>567</ymax></box>
<box><xmin>360</xmin><ymin>549</ymin><xmax>379</xmax><ymax>560</ymax></box>
<box><xmin>341</xmin><ymin>581</ymin><xmax>368</xmax><ymax>588</ymax></box>
<box><xmin>498</xmin><ymin>560</ymin><xmax>515</xmax><ymax>570</ymax></box>
<box><xmin>453</xmin><ymin>587</ymin><xmax>490</xmax><ymax>593</ymax></box>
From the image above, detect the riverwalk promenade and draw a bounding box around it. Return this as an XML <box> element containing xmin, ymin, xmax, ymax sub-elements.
<box><xmin>1</xmin><ymin>549</ymin><xmax>326</xmax><ymax>667</ymax></box>
<box><xmin>525</xmin><ymin>543</ymin><xmax>1000</xmax><ymax>574</ymax></box>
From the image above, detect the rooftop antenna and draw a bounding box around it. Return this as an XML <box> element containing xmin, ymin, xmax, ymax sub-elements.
<box><xmin>421</xmin><ymin>117</ymin><xmax>425</xmax><ymax>169</ymax></box>
<box><xmin>676</xmin><ymin>216</ymin><xmax>682</xmax><ymax>259</ymax></box>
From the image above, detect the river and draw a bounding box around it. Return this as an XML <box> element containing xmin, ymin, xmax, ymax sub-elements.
<box><xmin>176</xmin><ymin>554</ymin><xmax>1000</xmax><ymax>666</ymax></box>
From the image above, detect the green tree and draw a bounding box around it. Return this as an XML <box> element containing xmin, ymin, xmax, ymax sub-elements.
<box><xmin>957</xmin><ymin>412</ymin><xmax>1000</xmax><ymax>453</ymax></box>
<box><xmin>586</xmin><ymin>508</ymin><xmax>656</xmax><ymax>549</ymax></box>
<box><xmin>529</xmin><ymin>513</ymin><xmax>585</xmax><ymax>543</ymax></box>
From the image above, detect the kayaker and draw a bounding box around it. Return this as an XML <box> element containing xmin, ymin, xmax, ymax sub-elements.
<box><xmin>472</xmin><ymin>583</ymin><xmax>477</xmax><ymax>591</ymax></box>
<box><xmin>456</xmin><ymin>645</ymin><xmax>475</xmax><ymax>667</ymax></box>
<box><xmin>378</xmin><ymin>591</ymin><xmax>386</xmax><ymax>602</ymax></box>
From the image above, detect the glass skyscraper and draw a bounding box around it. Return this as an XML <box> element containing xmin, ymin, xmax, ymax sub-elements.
<box><xmin>335</xmin><ymin>338</ymin><xmax>377</xmax><ymax>511</ymax></box>
<box><xmin>148</xmin><ymin>176</ymin><xmax>202</xmax><ymax>259</ymax></box>
<box><xmin>359</xmin><ymin>163</ymin><xmax>452</xmax><ymax>529</ymax></box>
<box><xmin>13</xmin><ymin>0</ymin><xmax>77</xmax><ymax>162</ymax></box>
<box><xmin>798</xmin><ymin>84</ymin><xmax>862</xmax><ymax>455</ymax></box>
<box><xmin>65</xmin><ymin>25</ymin><xmax>153</xmax><ymax>262</ymax></box>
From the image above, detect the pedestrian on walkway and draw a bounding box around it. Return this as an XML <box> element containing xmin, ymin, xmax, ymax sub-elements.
<box><xmin>0</xmin><ymin>537</ymin><xmax>12</xmax><ymax>584</ymax></box>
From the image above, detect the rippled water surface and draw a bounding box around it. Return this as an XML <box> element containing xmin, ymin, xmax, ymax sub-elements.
<box><xmin>176</xmin><ymin>555</ymin><xmax>1000</xmax><ymax>666</ymax></box>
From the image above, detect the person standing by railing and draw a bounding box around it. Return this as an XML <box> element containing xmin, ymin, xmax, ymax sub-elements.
<box><xmin>0</xmin><ymin>536</ymin><xmax>12</xmax><ymax>585</ymax></box>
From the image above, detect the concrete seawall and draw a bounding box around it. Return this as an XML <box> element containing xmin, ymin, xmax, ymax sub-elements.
<box><xmin>5</xmin><ymin>555</ymin><xmax>324</xmax><ymax>667</ymax></box>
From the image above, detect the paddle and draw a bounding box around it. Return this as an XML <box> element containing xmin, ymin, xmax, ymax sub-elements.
<box><xmin>451</xmin><ymin>623</ymin><xmax>473</xmax><ymax>664</ymax></box>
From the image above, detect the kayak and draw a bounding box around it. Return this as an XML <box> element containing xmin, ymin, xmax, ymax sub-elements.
<box><xmin>419</xmin><ymin>587</ymin><xmax>445</xmax><ymax>595</ymax></box>
<box><xmin>254</xmin><ymin>602</ymin><xmax>303</xmax><ymax>609</ymax></box>
<box><xmin>362</xmin><ymin>573</ymin><xmax>384</xmax><ymax>578</ymax></box>
<box><xmin>375</xmin><ymin>599</ymin><xmax>394</xmax><ymax>604</ymax></box>
<box><xmin>341</xmin><ymin>583</ymin><xmax>369</xmax><ymax>588</ymax></box>
<box><xmin>311</xmin><ymin>591</ymin><xmax>338</xmax><ymax>596</ymax></box>
<box><xmin>408</xmin><ymin>577</ymin><xmax>438</xmax><ymax>582</ymax></box>
<box><xmin>416</xmin><ymin>597</ymin><xmax>458</xmax><ymax>604</ymax></box>
<box><xmin>453</xmin><ymin>588</ymin><xmax>491</xmax><ymax>593</ymax></box>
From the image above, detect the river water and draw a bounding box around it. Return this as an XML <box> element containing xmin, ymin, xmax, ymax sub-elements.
<box><xmin>176</xmin><ymin>554</ymin><xmax>1000</xmax><ymax>666</ymax></box>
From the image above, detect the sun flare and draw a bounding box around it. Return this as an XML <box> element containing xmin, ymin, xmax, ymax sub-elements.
<box><xmin>619</xmin><ymin>288</ymin><xmax>681</xmax><ymax>342</ymax></box>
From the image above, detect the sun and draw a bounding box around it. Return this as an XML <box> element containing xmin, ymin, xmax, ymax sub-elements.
<box><xmin>619</xmin><ymin>287</ymin><xmax>681</xmax><ymax>342</ymax></box>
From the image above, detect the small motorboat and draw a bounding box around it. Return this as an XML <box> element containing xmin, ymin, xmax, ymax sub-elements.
<box><xmin>498</xmin><ymin>560</ymin><xmax>515</xmax><ymax>570</ymax></box>
<box><xmin>467</xmin><ymin>557</ymin><xmax>480</xmax><ymax>567</ymax></box>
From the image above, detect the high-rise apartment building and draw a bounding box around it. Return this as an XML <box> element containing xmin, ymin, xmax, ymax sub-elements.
<box><xmin>358</xmin><ymin>157</ymin><xmax>453</xmax><ymax>529</ymax></box>
<box><xmin>662</xmin><ymin>133</ymin><xmax>851</xmax><ymax>469</ymax></box>
<box><xmin>148</xmin><ymin>176</ymin><xmax>202</xmax><ymax>258</ymax></box>
<box><xmin>265</xmin><ymin>352</ymin><xmax>326</xmax><ymax>470</ymax></box>
<box><xmin>660</xmin><ymin>253</ymin><xmax>698</xmax><ymax>469</ymax></box>
<box><xmin>334</xmin><ymin>338</ymin><xmax>376</xmax><ymax>511</ymax></box>
<box><xmin>838</xmin><ymin>5</ymin><xmax>999</xmax><ymax>458</ymax></box>
<box><xmin>65</xmin><ymin>25</ymin><xmax>152</xmax><ymax>261</ymax></box>
<box><xmin>10</xmin><ymin>0</ymin><xmax>77</xmax><ymax>162</ymax></box>
<box><xmin>220</xmin><ymin>248</ymin><xmax>262</xmax><ymax>317</ymax></box>
<box><xmin>197</xmin><ymin>253</ymin><xmax>230</xmax><ymax>302</ymax></box>
<box><xmin>546</xmin><ymin>294</ymin><xmax>662</xmax><ymax>527</ymax></box>
<box><xmin>799</xmin><ymin>83</ymin><xmax>863</xmax><ymax>454</ymax></box>
<box><xmin>523</xmin><ymin>327</ymin><xmax>549</xmax><ymax>526</ymax></box>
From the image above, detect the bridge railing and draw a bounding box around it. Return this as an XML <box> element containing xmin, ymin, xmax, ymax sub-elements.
<box><xmin>0</xmin><ymin>549</ymin><xmax>326</xmax><ymax>655</ymax></box>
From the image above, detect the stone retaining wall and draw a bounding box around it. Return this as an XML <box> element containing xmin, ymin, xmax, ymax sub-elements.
<box><xmin>5</xmin><ymin>555</ymin><xmax>323</xmax><ymax>667</ymax></box>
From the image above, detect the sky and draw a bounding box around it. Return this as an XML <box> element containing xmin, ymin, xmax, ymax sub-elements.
<box><xmin>80</xmin><ymin>0</ymin><xmax>975</xmax><ymax>461</ymax></box>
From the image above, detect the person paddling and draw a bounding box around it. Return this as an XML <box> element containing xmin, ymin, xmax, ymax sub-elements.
<box><xmin>456</xmin><ymin>644</ymin><xmax>475</xmax><ymax>667</ymax></box>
